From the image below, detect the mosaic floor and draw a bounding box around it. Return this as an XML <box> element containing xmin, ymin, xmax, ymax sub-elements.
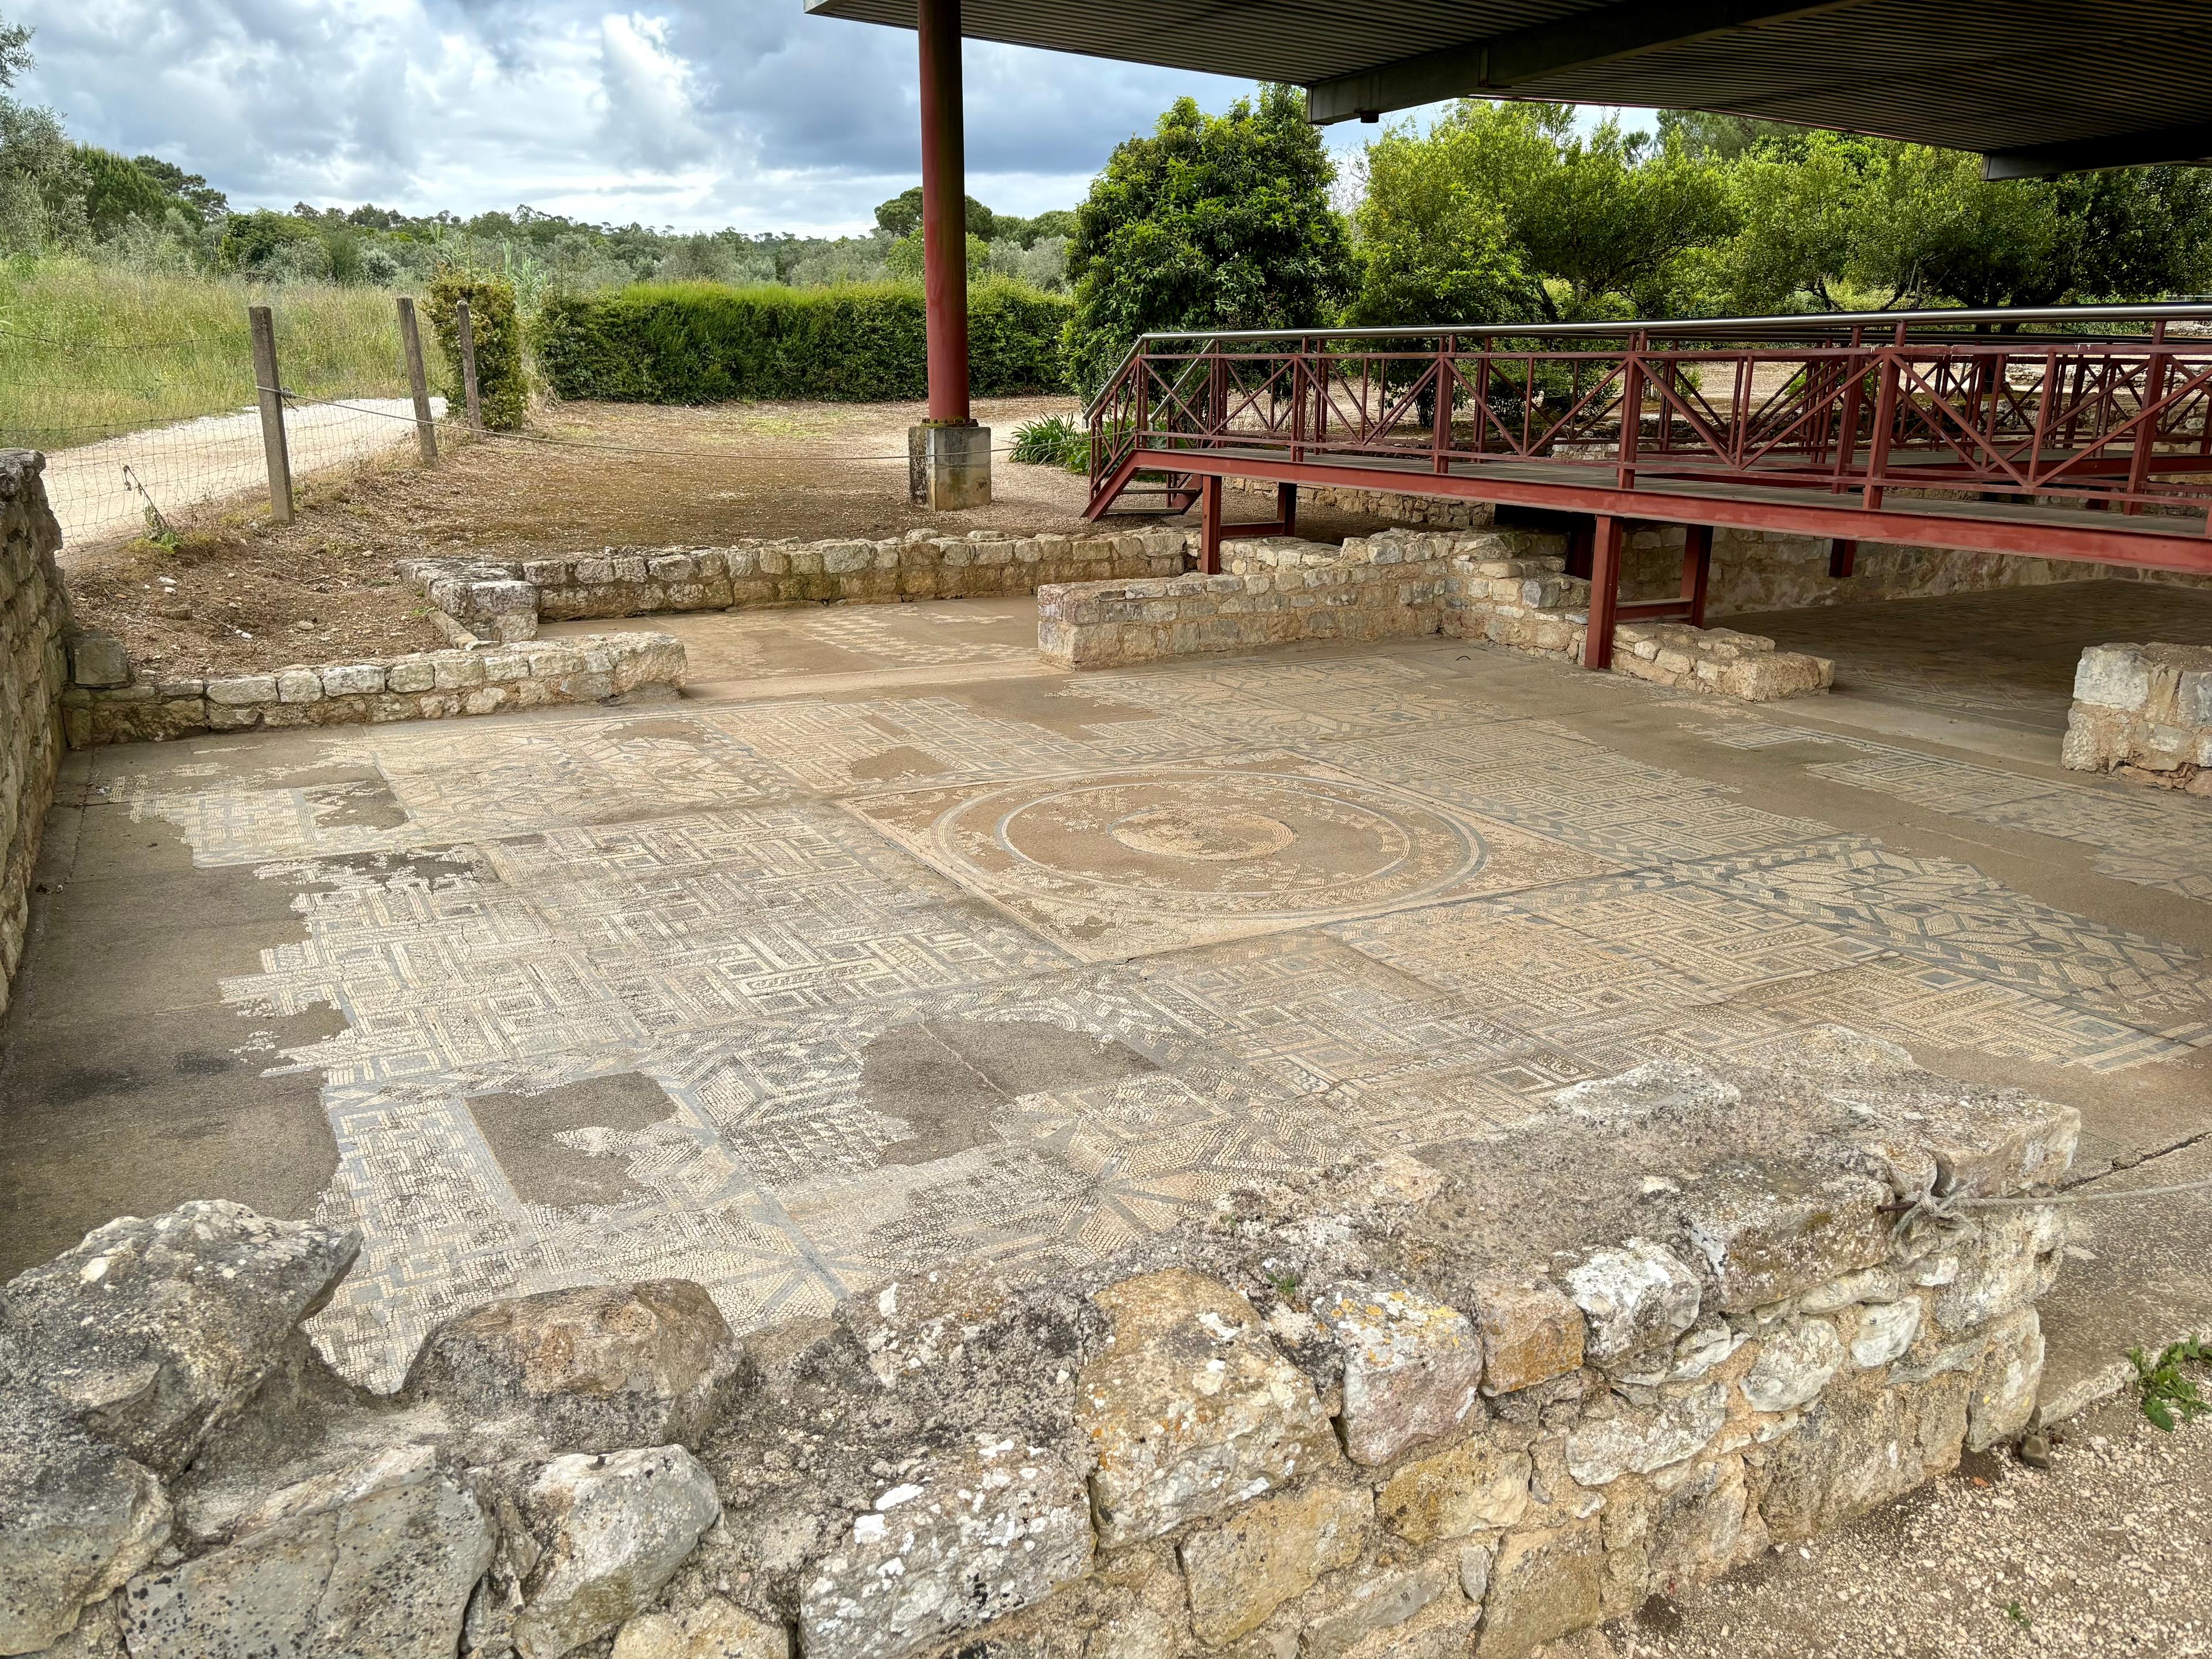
<box><xmin>15</xmin><ymin>604</ymin><xmax>2212</xmax><ymax>1391</ymax></box>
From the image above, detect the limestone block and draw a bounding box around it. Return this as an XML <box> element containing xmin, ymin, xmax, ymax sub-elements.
<box><xmin>385</xmin><ymin>657</ymin><xmax>436</xmax><ymax>694</ymax></box>
<box><xmin>405</xmin><ymin>1281</ymin><xmax>740</xmax><ymax>1454</ymax></box>
<box><xmin>2073</xmin><ymin>642</ymin><xmax>2150</xmax><ymax>709</ymax></box>
<box><xmin>797</xmin><ymin>1443</ymin><xmax>1092</xmax><ymax>1659</ymax></box>
<box><xmin>614</xmin><ymin>1598</ymin><xmax>787</xmax><ymax>1659</ymax></box>
<box><xmin>1739</xmin><ymin>1319</ymin><xmax>1843</xmax><ymax>1413</ymax></box>
<box><xmin>1376</xmin><ymin>1434</ymin><xmax>1532</xmax><ymax>1544</ymax></box>
<box><xmin>1078</xmin><ymin>1268</ymin><xmax>1338</xmax><ymax>1546</ymax></box>
<box><xmin>205</xmin><ymin>675</ymin><xmax>279</xmax><ymax>706</ymax></box>
<box><xmin>1</xmin><ymin>1200</ymin><xmax>358</xmax><ymax>1478</ymax></box>
<box><xmin>1476</xmin><ymin>1520</ymin><xmax>1603</xmax><ymax>1659</ymax></box>
<box><xmin>1177</xmin><ymin>1480</ymin><xmax>1370</xmax><ymax>1646</ymax></box>
<box><xmin>1755</xmin><ymin>1377</ymin><xmax>1925</xmax><ymax>1540</ymax></box>
<box><xmin>1964</xmin><ymin>1308</ymin><xmax>2044</xmax><ymax>1452</ymax></box>
<box><xmin>509</xmin><ymin>1446</ymin><xmax>722</xmax><ymax>1659</ymax></box>
<box><xmin>1472</xmin><ymin>1278</ymin><xmax>1584</xmax><ymax>1396</ymax></box>
<box><xmin>1848</xmin><ymin>1298</ymin><xmax>1923</xmax><ymax>1368</ymax></box>
<box><xmin>0</xmin><ymin>1396</ymin><xmax>170</xmax><ymax>1656</ymax></box>
<box><xmin>68</xmin><ymin>631</ymin><xmax>129</xmax><ymax>689</ymax></box>
<box><xmin>204</xmin><ymin>702</ymin><xmax>263</xmax><ymax>730</ymax></box>
<box><xmin>1564</xmin><ymin>1241</ymin><xmax>1700</xmax><ymax>1363</ymax></box>
<box><xmin>1298</xmin><ymin>1553</ymin><xmax>1457</xmax><ymax>1658</ymax></box>
<box><xmin>275</xmin><ymin>669</ymin><xmax>323</xmax><ymax>704</ymax></box>
<box><xmin>1931</xmin><ymin>1206</ymin><xmax>2065</xmax><ymax>1332</ymax></box>
<box><xmin>1679</xmin><ymin>1172</ymin><xmax>1891</xmax><ymax>1311</ymax></box>
<box><xmin>123</xmin><ymin>1446</ymin><xmax>492</xmax><ymax>1659</ymax></box>
<box><xmin>320</xmin><ymin>664</ymin><xmax>386</xmax><ymax>698</ymax></box>
<box><xmin>1563</xmin><ymin>1382</ymin><xmax>1728</xmax><ymax>1486</ymax></box>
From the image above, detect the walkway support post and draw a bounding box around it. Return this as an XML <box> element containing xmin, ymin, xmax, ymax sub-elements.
<box><xmin>396</xmin><ymin>297</ymin><xmax>437</xmax><ymax>464</ymax></box>
<box><xmin>1583</xmin><ymin>514</ymin><xmax>1622</xmax><ymax>669</ymax></box>
<box><xmin>906</xmin><ymin>0</ymin><xmax>991</xmax><ymax>510</ymax></box>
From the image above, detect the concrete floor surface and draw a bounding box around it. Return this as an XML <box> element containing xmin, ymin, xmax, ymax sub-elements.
<box><xmin>4</xmin><ymin>579</ymin><xmax>2210</xmax><ymax>1410</ymax></box>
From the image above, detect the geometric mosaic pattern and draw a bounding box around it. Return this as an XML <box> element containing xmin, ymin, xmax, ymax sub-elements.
<box><xmin>99</xmin><ymin>628</ymin><xmax>2212</xmax><ymax>1388</ymax></box>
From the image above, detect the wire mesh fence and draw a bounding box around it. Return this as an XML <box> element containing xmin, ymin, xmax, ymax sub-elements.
<box><xmin>0</xmin><ymin>297</ymin><xmax>464</xmax><ymax>550</ymax></box>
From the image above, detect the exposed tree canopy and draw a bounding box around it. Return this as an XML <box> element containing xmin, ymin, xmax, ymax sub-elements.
<box><xmin>1063</xmin><ymin>83</ymin><xmax>1354</xmax><ymax>392</ymax></box>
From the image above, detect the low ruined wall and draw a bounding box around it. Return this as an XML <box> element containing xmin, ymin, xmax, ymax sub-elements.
<box><xmin>1</xmin><ymin>451</ymin><xmax>69</xmax><ymax>1020</ymax></box>
<box><xmin>0</xmin><ymin>1036</ymin><xmax>2077</xmax><ymax>1659</ymax></box>
<box><xmin>58</xmin><ymin>632</ymin><xmax>685</xmax><ymax>746</ymax></box>
<box><xmin>1232</xmin><ymin>478</ymin><xmax>2210</xmax><ymax>613</ymax></box>
<box><xmin>1038</xmin><ymin>536</ymin><xmax>1451</xmax><ymax>669</ymax></box>
<box><xmin>1447</xmin><ymin>541</ymin><xmax>1835</xmax><ymax>702</ymax></box>
<box><xmin>2061</xmin><ymin>642</ymin><xmax>2212</xmax><ymax>796</ymax></box>
<box><xmin>1042</xmin><ymin>529</ymin><xmax>1834</xmax><ymax>700</ymax></box>
<box><xmin>407</xmin><ymin>529</ymin><xmax>1194</xmax><ymax>641</ymax></box>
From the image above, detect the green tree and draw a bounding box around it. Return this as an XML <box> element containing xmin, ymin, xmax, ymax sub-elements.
<box><xmin>873</xmin><ymin>185</ymin><xmax>996</xmax><ymax>241</ymax></box>
<box><xmin>217</xmin><ymin>208</ymin><xmax>325</xmax><ymax>274</ymax></box>
<box><xmin>131</xmin><ymin>154</ymin><xmax>227</xmax><ymax>221</ymax></box>
<box><xmin>1348</xmin><ymin>102</ymin><xmax>1733</xmax><ymax>326</ymax></box>
<box><xmin>75</xmin><ymin>145</ymin><xmax>165</xmax><ymax>237</ymax></box>
<box><xmin>1063</xmin><ymin>84</ymin><xmax>1353</xmax><ymax>392</ymax></box>
<box><xmin>0</xmin><ymin>15</ymin><xmax>86</xmax><ymax>253</ymax></box>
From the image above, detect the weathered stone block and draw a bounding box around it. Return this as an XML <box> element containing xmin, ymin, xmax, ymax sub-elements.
<box><xmin>1476</xmin><ymin>1520</ymin><xmax>1602</xmax><ymax>1658</ymax></box>
<box><xmin>1472</xmin><ymin>1278</ymin><xmax>1584</xmax><ymax>1395</ymax></box>
<box><xmin>1964</xmin><ymin>1307</ymin><xmax>2043</xmax><ymax>1452</ymax></box>
<box><xmin>1739</xmin><ymin>1319</ymin><xmax>1843</xmax><ymax>1413</ymax></box>
<box><xmin>1563</xmin><ymin>1382</ymin><xmax>1728</xmax><ymax>1486</ymax></box>
<box><xmin>1563</xmin><ymin>1241</ymin><xmax>1700</xmax><ymax>1362</ymax></box>
<box><xmin>798</xmin><ymin>1444</ymin><xmax>1092</xmax><ymax>1659</ymax></box>
<box><xmin>1312</xmin><ymin>1282</ymin><xmax>1483</xmax><ymax>1466</ymax></box>
<box><xmin>405</xmin><ymin>1280</ymin><xmax>740</xmax><ymax>1453</ymax></box>
<box><xmin>68</xmin><ymin>631</ymin><xmax>129</xmax><ymax>689</ymax></box>
<box><xmin>614</xmin><ymin>1597</ymin><xmax>788</xmax><ymax>1658</ymax></box>
<box><xmin>2073</xmin><ymin>642</ymin><xmax>2149</xmax><ymax>709</ymax></box>
<box><xmin>1376</xmin><ymin>1434</ymin><xmax>1531</xmax><ymax>1544</ymax></box>
<box><xmin>1177</xmin><ymin>1480</ymin><xmax>1370</xmax><ymax>1646</ymax></box>
<box><xmin>206</xmin><ymin>675</ymin><xmax>279</xmax><ymax>706</ymax></box>
<box><xmin>1298</xmin><ymin>1554</ymin><xmax>1457</xmax><ymax>1658</ymax></box>
<box><xmin>1077</xmin><ymin>1269</ymin><xmax>1338</xmax><ymax>1546</ymax></box>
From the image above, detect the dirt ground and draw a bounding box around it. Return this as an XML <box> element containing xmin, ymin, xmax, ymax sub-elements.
<box><xmin>1603</xmin><ymin>1388</ymin><xmax>2212</xmax><ymax>1659</ymax></box>
<box><xmin>54</xmin><ymin>395</ymin><xmax>1393</xmax><ymax>680</ymax></box>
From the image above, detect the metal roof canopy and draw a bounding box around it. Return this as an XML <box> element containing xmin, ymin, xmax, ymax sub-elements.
<box><xmin>802</xmin><ymin>0</ymin><xmax>2212</xmax><ymax>179</ymax></box>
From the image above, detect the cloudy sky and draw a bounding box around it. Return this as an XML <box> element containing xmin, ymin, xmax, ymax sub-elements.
<box><xmin>10</xmin><ymin>0</ymin><xmax>1469</xmax><ymax>233</ymax></box>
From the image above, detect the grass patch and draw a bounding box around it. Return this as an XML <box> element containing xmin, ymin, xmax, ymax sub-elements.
<box><xmin>1010</xmin><ymin>411</ymin><xmax>1089</xmax><ymax>472</ymax></box>
<box><xmin>0</xmin><ymin>256</ymin><xmax>423</xmax><ymax>444</ymax></box>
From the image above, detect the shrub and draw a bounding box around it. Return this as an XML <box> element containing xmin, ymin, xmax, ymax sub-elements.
<box><xmin>1009</xmin><ymin>412</ymin><xmax>1088</xmax><ymax>471</ymax></box>
<box><xmin>532</xmin><ymin>278</ymin><xmax>1071</xmax><ymax>403</ymax></box>
<box><xmin>425</xmin><ymin>268</ymin><xmax>526</xmax><ymax>430</ymax></box>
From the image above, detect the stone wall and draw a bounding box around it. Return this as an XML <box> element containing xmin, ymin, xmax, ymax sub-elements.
<box><xmin>2061</xmin><ymin>642</ymin><xmax>2212</xmax><ymax>796</ymax></box>
<box><xmin>1231</xmin><ymin>478</ymin><xmax>2211</xmax><ymax>613</ymax></box>
<box><xmin>408</xmin><ymin>528</ymin><xmax>1193</xmax><ymax>641</ymax></box>
<box><xmin>1445</xmin><ymin>539</ymin><xmax>1835</xmax><ymax>702</ymax></box>
<box><xmin>1038</xmin><ymin>536</ymin><xmax>1452</xmax><ymax>669</ymax></box>
<box><xmin>0</xmin><ymin>1035</ymin><xmax>2078</xmax><ymax>1659</ymax></box>
<box><xmin>59</xmin><ymin>632</ymin><xmax>686</xmax><ymax>746</ymax></box>
<box><xmin>1041</xmin><ymin>529</ymin><xmax>1835</xmax><ymax>701</ymax></box>
<box><xmin>0</xmin><ymin>450</ymin><xmax>69</xmax><ymax>1021</ymax></box>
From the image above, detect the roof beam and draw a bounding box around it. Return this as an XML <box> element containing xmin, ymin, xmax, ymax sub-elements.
<box><xmin>1304</xmin><ymin>0</ymin><xmax>1866</xmax><ymax>126</ymax></box>
<box><xmin>1980</xmin><ymin>120</ymin><xmax>2212</xmax><ymax>179</ymax></box>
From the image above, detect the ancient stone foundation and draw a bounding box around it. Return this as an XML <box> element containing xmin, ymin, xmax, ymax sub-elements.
<box><xmin>0</xmin><ymin>450</ymin><xmax>70</xmax><ymax>1018</ymax></box>
<box><xmin>1</xmin><ymin>1033</ymin><xmax>2078</xmax><ymax>1659</ymax></box>
<box><xmin>406</xmin><ymin>529</ymin><xmax>1192</xmax><ymax>639</ymax></box>
<box><xmin>1041</xmin><ymin>529</ymin><xmax>1834</xmax><ymax>700</ymax></box>
<box><xmin>59</xmin><ymin>632</ymin><xmax>687</xmax><ymax>747</ymax></box>
<box><xmin>2061</xmin><ymin>641</ymin><xmax>2212</xmax><ymax>795</ymax></box>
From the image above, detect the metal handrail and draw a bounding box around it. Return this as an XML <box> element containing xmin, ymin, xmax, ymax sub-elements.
<box><xmin>1081</xmin><ymin>304</ymin><xmax>2212</xmax><ymax>422</ymax></box>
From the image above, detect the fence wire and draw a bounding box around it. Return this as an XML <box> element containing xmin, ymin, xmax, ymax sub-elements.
<box><xmin>1</xmin><ymin>300</ymin><xmax>449</xmax><ymax>550</ymax></box>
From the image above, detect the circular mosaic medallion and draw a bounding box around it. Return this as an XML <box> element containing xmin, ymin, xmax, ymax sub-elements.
<box><xmin>937</xmin><ymin>767</ymin><xmax>1487</xmax><ymax>922</ymax></box>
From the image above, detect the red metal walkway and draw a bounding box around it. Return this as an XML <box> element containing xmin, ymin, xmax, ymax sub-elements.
<box><xmin>1084</xmin><ymin>306</ymin><xmax>2212</xmax><ymax>666</ymax></box>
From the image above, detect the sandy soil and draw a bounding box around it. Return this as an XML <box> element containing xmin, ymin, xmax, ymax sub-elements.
<box><xmin>56</xmin><ymin>396</ymin><xmax>1396</xmax><ymax>680</ymax></box>
<box><xmin>1606</xmin><ymin>1389</ymin><xmax>2212</xmax><ymax>1659</ymax></box>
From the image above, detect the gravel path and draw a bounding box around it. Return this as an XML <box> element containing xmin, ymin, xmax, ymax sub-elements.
<box><xmin>44</xmin><ymin>397</ymin><xmax>444</xmax><ymax>555</ymax></box>
<box><xmin>1608</xmin><ymin>1393</ymin><xmax>2212</xmax><ymax>1658</ymax></box>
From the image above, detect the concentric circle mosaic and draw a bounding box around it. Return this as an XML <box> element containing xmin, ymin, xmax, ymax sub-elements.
<box><xmin>853</xmin><ymin>761</ymin><xmax>1528</xmax><ymax>957</ymax></box>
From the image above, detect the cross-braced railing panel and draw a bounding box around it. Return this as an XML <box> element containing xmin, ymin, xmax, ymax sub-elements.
<box><xmin>1085</xmin><ymin>310</ymin><xmax>2212</xmax><ymax>554</ymax></box>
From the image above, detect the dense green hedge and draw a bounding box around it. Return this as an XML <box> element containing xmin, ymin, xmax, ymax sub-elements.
<box><xmin>426</xmin><ymin>270</ymin><xmax>528</xmax><ymax>430</ymax></box>
<box><xmin>532</xmin><ymin>278</ymin><xmax>1073</xmax><ymax>402</ymax></box>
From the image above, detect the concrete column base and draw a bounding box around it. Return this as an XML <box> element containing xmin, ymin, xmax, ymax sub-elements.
<box><xmin>908</xmin><ymin>421</ymin><xmax>992</xmax><ymax>510</ymax></box>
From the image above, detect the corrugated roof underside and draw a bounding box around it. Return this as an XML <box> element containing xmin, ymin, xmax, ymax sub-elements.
<box><xmin>804</xmin><ymin>0</ymin><xmax>2212</xmax><ymax>153</ymax></box>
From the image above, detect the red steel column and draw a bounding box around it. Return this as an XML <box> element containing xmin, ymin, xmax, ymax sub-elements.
<box><xmin>917</xmin><ymin>0</ymin><xmax>971</xmax><ymax>425</ymax></box>
<box><xmin>1583</xmin><ymin>514</ymin><xmax>1622</xmax><ymax>670</ymax></box>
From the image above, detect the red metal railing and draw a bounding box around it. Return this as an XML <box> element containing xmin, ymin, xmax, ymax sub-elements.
<box><xmin>1084</xmin><ymin>306</ymin><xmax>2212</xmax><ymax>574</ymax></box>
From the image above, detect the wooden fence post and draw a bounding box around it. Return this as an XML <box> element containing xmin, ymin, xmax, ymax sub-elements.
<box><xmin>396</xmin><ymin>297</ymin><xmax>437</xmax><ymax>464</ymax></box>
<box><xmin>455</xmin><ymin>298</ymin><xmax>484</xmax><ymax>432</ymax></box>
<box><xmin>248</xmin><ymin>304</ymin><xmax>294</xmax><ymax>525</ymax></box>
